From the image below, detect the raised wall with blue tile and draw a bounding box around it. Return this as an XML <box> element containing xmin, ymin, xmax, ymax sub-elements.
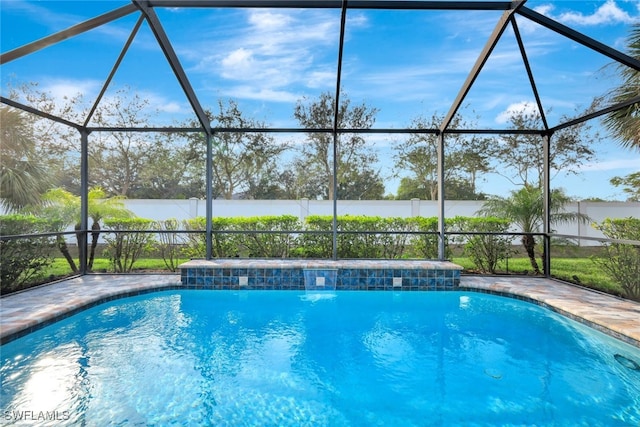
<box><xmin>179</xmin><ymin>259</ymin><xmax>462</xmax><ymax>291</ymax></box>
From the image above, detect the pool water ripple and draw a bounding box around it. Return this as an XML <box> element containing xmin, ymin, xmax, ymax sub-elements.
<box><xmin>1</xmin><ymin>290</ymin><xmax>640</xmax><ymax>426</ymax></box>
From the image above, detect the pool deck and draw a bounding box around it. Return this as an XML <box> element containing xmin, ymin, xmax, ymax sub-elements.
<box><xmin>1</xmin><ymin>274</ymin><xmax>639</xmax><ymax>348</ymax></box>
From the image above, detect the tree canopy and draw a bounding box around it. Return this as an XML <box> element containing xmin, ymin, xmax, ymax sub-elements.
<box><xmin>0</xmin><ymin>83</ymin><xmax>625</xmax><ymax>205</ymax></box>
<box><xmin>603</xmin><ymin>23</ymin><xmax>640</xmax><ymax>152</ymax></box>
<box><xmin>394</xmin><ymin>113</ymin><xmax>490</xmax><ymax>200</ymax></box>
<box><xmin>493</xmin><ymin>106</ymin><xmax>596</xmax><ymax>189</ymax></box>
<box><xmin>292</xmin><ymin>91</ymin><xmax>384</xmax><ymax>200</ymax></box>
<box><xmin>0</xmin><ymin>106</ymin><xmax>49</xmax><ymax>211</ymax></box>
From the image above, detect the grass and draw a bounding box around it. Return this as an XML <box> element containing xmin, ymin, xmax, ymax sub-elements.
<box><xmin>31</xmin><ymin>254</ymin><xmax>626</xmax><ymax>298</ymax></box>
<box><xmin>42</xmin><ymin>258</ymin><xmax>188</xmax><ymax>276</ymax></box>
<box><xmin>452</xmin><ymin>256</ymin><xmax>624</xmax><ymax>297</ymax></box>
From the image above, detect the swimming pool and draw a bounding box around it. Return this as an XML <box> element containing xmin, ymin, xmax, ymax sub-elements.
<box><xmin>1</xmin><ymin>290</ymin><xmax>639</xmax><ymax>426</ymax></box>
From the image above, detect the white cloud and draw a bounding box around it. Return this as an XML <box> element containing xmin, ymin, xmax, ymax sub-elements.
<box><xmin>3</xmin><ymin>0</ymin><xmax>83</xmax><ymax>32</ymax></box>
<box><xmin>347</xmin><ymin>12</ymin><xmax>369</xmax><ymax>29</ymax></box>
<box><xmin>535</xmin><ymin>0</ymin><xmax>638</xmax><ymax>26</ymax></box>
<box><xmin>495</xmin><ymin>101</ymin><xmax>540</xmax><ymax>124</ymax></box>
<box><xmin>133</xmin><ymin>90</ymin><xmax>194</xmax><ymax>121</ymax></box>
<box><xmin>42</xmin><ymin>78</ymin><xmax>101</xmax><ymax>104</ymax></box>
<box><xmin>581</xmin><ymin>157</ymin><xmax>640</xmax><ymax>172</ymax></box>
<box><xmin>4</xmin><ymin>0</ymin><xmax>133</xmax><ymax>47</ymax></box>
<box><xmin>159</xmin><ymin>102</ymin><xmax>183</xmax><ymax>113</ymax></box>
<box><xmin>306</xmin><ymin>70</ymin><xmax>336</xmax><ymax>89</ymax></box>
<box><xmin>247</xmin><ymin>11</ymin><xmax>293</xmax><ymax>30</ymax></box>
<box><xmin>189</xmin><ymin>9</ymin><xmax>339</xmax><ymax>100</ymax></box>
<box><xmin>534</xmin><ymin>4</ymin><xmax>555</xmax><ymax>16</ymax></box>
<box><xmin>221</xmin><ymin>85</ymin><xmax>299</xmax><ymax>103</ymax></box>
<box><xmin>221</xmin><ymin>48</ymin><xmax>255</xmax><ymax>78</ymax></box>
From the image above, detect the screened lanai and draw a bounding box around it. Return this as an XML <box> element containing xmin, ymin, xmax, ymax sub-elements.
<box><xmin>1</xmin><ymin>1</ymin><xmax>639</xmax><ymax>285</ymax></box>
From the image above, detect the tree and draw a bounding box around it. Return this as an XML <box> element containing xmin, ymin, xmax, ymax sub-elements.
<box><xmin>395</xmin><ymin>176</ymin><xmax>486</xmax><ymax>200</ymax></box>
<box><xmin>602</xmin><ymin>23</ymin><xmax>640</xmax><ymax>151</ymax></box>
<box><xmin>84</xmin><ymin>187</ymin><xmax>132</xmax><ymax>270</ymax></box>
<box><xmin>477</xmin><ymin>185</ymin><xmax>589</xmax><ymax>274</ymax></box>
<box><xmin>494</xmin><ymin>106</ymin><xmax>597</xmax><ymax>188</ymax></box>
<box><xmin>130</xmin><ymin>135</ymin><xmax>193</xmax><ymax>199</ymax></box>
<box><xmin>38</xmin><ymin>187</ymin><xmax>131</xmax><ymax>271</ymax></box>
<box><xmin>592</xmin><ymin>218</ymin><xmax>640</xmax><ymax>301</ymax></box>
<box><xmin>394</xmin><ymin>113</ymin><xmax>490</xmax><ymax>200</ymax></box>
<box><xmin>610</xmin><ymin>171</ymin><xmax>640</xmax><ymax>201</ymax></box>
<box><xmin>183</xmin><ymin>100</ymin><xmax>288</xmax><ymax>199</ymax></box>
<box><xmin>6</xmin><ymin>83</ymin><xmax>84</xmax><ymax>194</ymax></box>
<box><xmin>292</xmin><ymin>91</ymin><xmax>383</xmax><ymax>200</ymax></box>
<box><xmin>244</xmin><ymin>168</ymin><xmax>297</xmax><ymax>200</ymax></box>
<box><xmin>6</xmin><ymin>83</ymin><xmax>187</xmax><ymax>199</ymax></box>
<box><xmin>39</xmin><ymin>188</ymin><xmax>81</xmax><ymax>272</ymax></box>
<box><xmin>88</xmin><ymin>89</ymin><xmax>170</xmax><ymax>197</ymax></box>
<box><xmin>396</xmin><ymin>177</ymin><xmax>426</xmax><ymax>200</ymax></box>
<box><xmin>601</xmin><ymin>24</ymin><xmax>640</xmax><ymax>204</ymax></box>
<box><xmin>0</xmin><ymin>106</ymin><xmax>50</xmax><ymax>211</ymax></box>
<box><xmin>337</xmin><ymin>166</ymin><xmax>386</xmax><ymax>200</ymax></box>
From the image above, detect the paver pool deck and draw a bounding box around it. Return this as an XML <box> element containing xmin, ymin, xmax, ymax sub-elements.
<box><xmin>1</xmin><ymin>273</ymin><xmax>639</xmax><ymax>348</ymax></box>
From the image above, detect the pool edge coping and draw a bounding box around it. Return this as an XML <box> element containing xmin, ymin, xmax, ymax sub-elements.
<box><xmin>458</xmin><ymin>285</ymin><xmax>640</xmax><ymax>349</ymax></box>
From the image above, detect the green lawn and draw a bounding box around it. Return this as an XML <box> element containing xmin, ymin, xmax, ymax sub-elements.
<box><xmin>452</xmin><ymin>256</ymin><xmax>624</xmax><ymax>297</ymax></box>
<box><xmin>33</xmin><ymin>255</ymin><xmax>625</xmax><ymax>298</ymax></box>
<box><xmin>41</xmin><ymin>258</ymin><xmax>188</xmax><ymax>276</ymax></box>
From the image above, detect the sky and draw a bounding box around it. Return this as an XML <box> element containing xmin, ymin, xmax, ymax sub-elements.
<box><xmin>1</xmin><ymin>0</ymin><xmax>639</xmax><ymax>201</ymax></box>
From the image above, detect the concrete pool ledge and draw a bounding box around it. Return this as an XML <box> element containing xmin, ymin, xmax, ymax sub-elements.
<box><xmin>0</xmin><ymin>274</ymin><xmax>181</xmax><ymax>344</ymax></box>
<box><xmin>461</xmin><ymin>276</ymin><xmax>640</xmax><ymax>348</ymax></box>
<box><xmin>1</xmin><ymin>273</ymin><xmax>639</xmax><ymax>348</ymax></box>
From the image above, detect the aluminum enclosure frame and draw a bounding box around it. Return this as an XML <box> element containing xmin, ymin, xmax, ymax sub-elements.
<box><xmin>1</xmin><ymin>0</ymin><xmax>639</xmax><ymax>275</ymax></box>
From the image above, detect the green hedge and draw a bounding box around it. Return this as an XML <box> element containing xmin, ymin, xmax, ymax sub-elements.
<box><xmin>153</xmin><ymin>218</ymin><xmax>182</xmax><ymax>272</ymax></box>
<box><xmin>448</xmin><ymin>216</ymin><xmax>513</xmax><ymax>273</ymax></box>
<box><xmin>0</xmin><ymin>214</ymin><xmax>55</xmax><ymax>293</ymax></box>
<box><xmin>592</xmin><ymin>217</ymin><xmax>640</xmax><ymax>301</ymax></box>
<box><xmin>103</xmin><ymin>218</ymin><xmax>155</xmax><ymax>272</ymax></box>
<box><xmin>180</xmin><ymin>215</ymin><xmax>444</xmax><ymax>260</ymax></box>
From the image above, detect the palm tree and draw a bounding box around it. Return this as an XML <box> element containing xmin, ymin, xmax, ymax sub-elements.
<box><xmin>38</xmin><ymin>187</ymin><xmax>131</xmax><ymax>272</ymax></box>
<box><xmin>602</xmin><ymin>23</ymin><xmax>640</xmax><ymax>151</ymax></box>
<box><xmin>0</xmin><ymin>107</ymin><xmax>49</xmax><ymax>211</ymax></box>
<box><xmin>85</xmin><ymin>187</ymin><xmax>131</xmax><ymax>270</ymax></box>
<box><xmin>40</xmin><ymin>188</ymin><xmax>80</xmax><ymax>272</ymax></box>
<box><xmin>477</xmin><ymin>185</ymin><xmax>589</xmax><ymax>274</ymax></box>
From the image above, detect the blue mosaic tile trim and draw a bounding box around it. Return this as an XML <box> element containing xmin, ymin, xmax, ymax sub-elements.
<box><xmin>180</xmin><ymin>265</ymin><xmax>461</xmax><ymax>291</ymax></box>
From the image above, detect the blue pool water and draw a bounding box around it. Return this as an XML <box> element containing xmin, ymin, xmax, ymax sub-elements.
<box><xmin>1</xmin><ymin>290</ymin><xmax>640</xmax><ymax>426</ymax></box>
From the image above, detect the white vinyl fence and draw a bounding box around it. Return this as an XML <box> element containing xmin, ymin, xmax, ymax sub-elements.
<box><xmin>120</xmin><ymin>199</ymin><xmax>639</xmax><ymax>243</ymax></box>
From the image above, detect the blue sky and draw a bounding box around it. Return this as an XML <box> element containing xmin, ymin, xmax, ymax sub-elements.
<box><xmin>1</xmin><ymin>0</ymin><xmax>639</xmax><ymax>200</ymax></box>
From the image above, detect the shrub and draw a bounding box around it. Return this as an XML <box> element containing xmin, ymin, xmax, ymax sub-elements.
<box><xmin>298</xmin><ymin>215</ymin><xmax>435</xmax><ymax>259</ymax></box>
<box><xmin>103</xmin><ymin>218</ymin><xmax>155</xmax><ymax>273</ymax></box>
<box><xmin>337</xmin><ymin>215</ymin><xmax>384</xmax><ymax>258</ymax></box>
<box><xmin>182</xmin><ymin>217</ymin><xmax>207</xmax><ymax>258</ymax></box>
<box><xmin>153</xmin><ymin>219</ymin><xmax>184</xmax><ymax>272</ymax></box>
<box><xmin>592</xmin><ymin>218</ymin><xmax>640</xmax><ymax>301</ymax></box>
<box><xmin>296</xmin><ymin>215</ymin><xmax>331</xmax><ymax>258</ymax></box>
<box><xmin>377</xmin><ymin>217</ymin><xmax>418</xmax><ymax>259</ymax></box>
<box><xmin>408</xmin><ymin>216</ymin><xmax>442</xmax><ymax>259</ymax></box>
<box><xmin>232</xmin><ymin>215</ymin><xmax>301</xmax><ymax>258</ymax></box>
<box><xmin>0</xmin><ymin>215</ymin><xmax>55</xmax><ymax>293</ymax></box>
<box><xmin>181</xmin><ymin>217</ymin><xmax>238</xmax><ymax>258</ymax></box>
<box><xmin>454</xmin><ymin>217</ymin><xmax>512</xmax><ymax>273</ymax></box>
<box><xmin>182</xmin><ymin>216</ymin><xmax>301</xmax><ymax>258</ymax></box>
